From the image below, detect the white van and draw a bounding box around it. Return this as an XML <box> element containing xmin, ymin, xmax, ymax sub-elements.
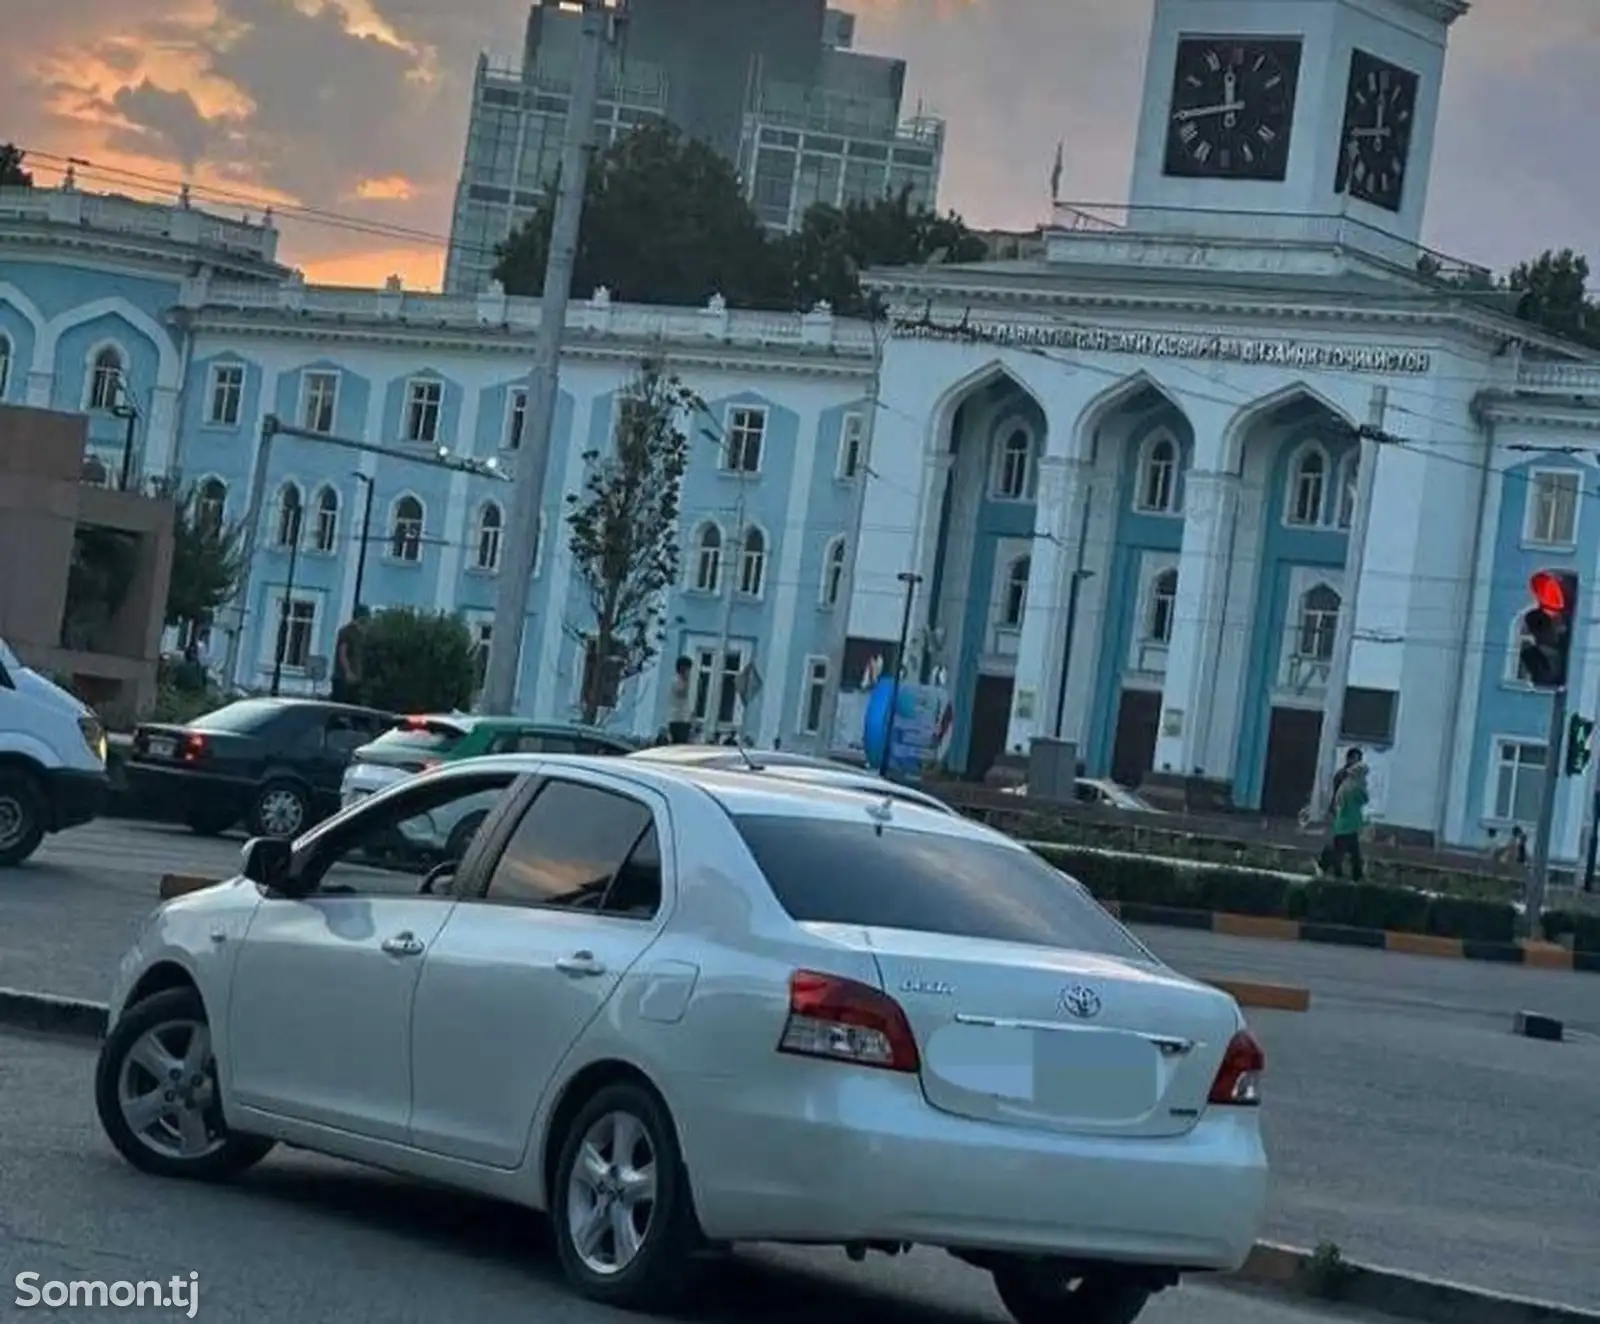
<box><xmin>0</xmin><ymin>638</ymin><xmax>109</xmax><ymax>865</ymax></box>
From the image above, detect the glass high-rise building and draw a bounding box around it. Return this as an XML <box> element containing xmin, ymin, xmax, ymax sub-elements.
<box><xmin>443</xmin><ymin>0</ymin><xmax>944</xmax><ymax>295</ymax></box>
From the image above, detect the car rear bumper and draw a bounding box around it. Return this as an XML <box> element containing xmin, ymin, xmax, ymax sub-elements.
<box><xmin>677</xmin><ymin>1069</ymin><xmax>1267</xmax><ymax>1270</ymax></box>
<box><xmin>126</xmin><ymin>764</ymin><xmax>252</xmax><ymax>820</ymax></box>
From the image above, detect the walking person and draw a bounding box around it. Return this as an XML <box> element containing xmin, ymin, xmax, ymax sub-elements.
<box><xmin>331</xmin><ymin>606</ymin><xmax>369</xmax><ymax>705</ymax></box>
<box><xmin>665</xmin><ymin>656</ymin><xmax>694</xmax><ymax>745</ymax></box>
<box><xmin>1319</xmin><ymin>758</ymin><xmax>1370</xmax><ymax>881</ymax></box>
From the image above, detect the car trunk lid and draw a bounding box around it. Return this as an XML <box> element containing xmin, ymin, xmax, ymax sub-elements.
<box><xmin>805</xmin><ymin>923</ymin><xmax>1241</xmax><ymax>1139</ymax></box>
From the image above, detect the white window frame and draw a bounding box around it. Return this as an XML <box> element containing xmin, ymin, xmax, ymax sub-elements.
<box><xmin>737</xmin><ymin>524</ymin><xmax>768</xmax><ymax>598</ymax></box>
<box><xmin>999</xmin><ymin>554</ymin><xmax>1030</xmax><ymax>628</ymax></box>
<box><xmin>475</xmin><ymin>500</ymin><xmax>504</xmax><ymax>572</ymax></box>
<box><xmin>688</xmin><ymin>637</ymin><xmax>749</xmax><ymax>732</ymax></box>
<box><xmin>388</xmin><ymin>493</ymin><xmax>426</xmax><ymax>563</ymax></box>
<box><xmin>260</xmin><ymin>592</ymin><xmax>322</xmax><ymax>674</ymax></box>
<box><xmin>504</xmin><ymin>387</ymin><xmax>528</xmax><ymax>451</ymax></box>
<box><xmin>1134</xmin><ymin>432</ymin><xmax>1181</xmax><ymax>515</ymax></box>
<box><xmin>799</xmin><ymin>654</ymin><xmax>829</xmax><ymax>735</ymax></box>
<box><xmin>721</xmin><ymin>405</ymin><xmax>767</xmax><ymax>475</ymax></box>
<box><xmin>85</xmin><ymin>341</ymin><xmax>126</xmax><ymax>413</ymax></box>
<box><xmin>403</xmin><ymin>377</ymin><xmax>444</xmax><ymax>445</ymax></box>
<box><xmin>1294</xmin><ymin>583</ymin><xmax>1341</xmax><ymax>661</ymax></box>
<box><xmin>206</xmin><ymin>362</ymin><xmax>244</xmax><ymax>427</ymax></box>
<box><xmin>990</xmin><ymin>421</ymin><xmax>1035</xmax><ymax>502</ymax></box>
<box><xmin>1523</xmin><ymin>467</ymin><xmax>1581</xmax><ymax>549</ymax></box>
<box><xmin>274</xmin><ymin>481</ymin><xmax>304</xmax><ymax>548</ymax></box>
<box><xmin>311</xmin><ymin>484</ymin><xmax>340</xmax><ymax>554</ymax></box>
<box><xmin>836</xmin><ymin>412</ymin><xmax>864</xmax><ymax>480</ymax></box>
<box><xmin>1284</xmin><ymin>442</ymin><xmax>1330</xmax><ymax>528</ymax></box>
<box><xmin>194</xmin><ymin>476</ymin><xmax>228</xmax><ymax>537</ymax></box>
<box><xmin>301</xmin><ymin>370</ymin><xmax>340</xmax><ymax>435</ymax></box>
<box><xmin>1505</xmin><ymin>606</ymin><xmax>1539</xmax><ymax>687</ymax></box>
<box><xmin>1335</xmin><ymin>450</ymin><xmax>1358</xmax><ymax>529</ymax></box>
<box><xmin>1147</xmin><ymin>567</ymin><xmax>1178</xmax><ymax>644</ymax></box>
<box><xmin>1486</xmin><ymin>735</ymin><xmax>1547</xmax><ymax>826</ymax></box>
<box><xmin>691</xmin><ymin>521</ymin><xmax>724</xmax><ymax>594</ymax></box>
<box><xmin>820</xmin><ymin>534</ymin><xmax>846</xmax><ymax>608</ymax></box>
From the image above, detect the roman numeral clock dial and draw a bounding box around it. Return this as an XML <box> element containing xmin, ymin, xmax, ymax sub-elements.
<box><xmin>1163</xmin><ymin>37</ymin><xmax>1303</xmax><ymax>181</ymax></box>
<box><xmin>1336</xmin><ymin>49</ymin><xmax>1419</xmax><ymax>213</ymax></box>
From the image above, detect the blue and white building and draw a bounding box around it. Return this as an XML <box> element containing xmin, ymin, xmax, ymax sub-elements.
<box><xmin>5</xmin><ymin>0</ymin><xmax>1600</xmax><ymax>856</ymax></box>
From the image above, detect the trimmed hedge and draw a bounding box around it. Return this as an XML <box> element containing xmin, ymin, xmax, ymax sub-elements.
<box><xmin>1543</xmin><ymin>909</ymin><xmax>1600</xmax><ymax>954</ymax></box>
<box><xmin>1034</xmin><ymin>843</ymin><xmax>1519</xmax><ymax>946</ymax></box>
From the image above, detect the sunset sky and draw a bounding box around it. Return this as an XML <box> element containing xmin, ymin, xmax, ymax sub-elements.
<box><xmin>3</xmin><ymin>0</ymin><xmax>1596</xmax><ymax>291</ymax></box>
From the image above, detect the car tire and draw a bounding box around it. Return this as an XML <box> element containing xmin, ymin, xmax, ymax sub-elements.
<box><xmin>991</xmin><ymin>1263</ymin><xmax>1153</xmax><ymax>1324</ymax></box>
<box><xmin>550</xmin><ymin>1080</ymin><xmax>705</xmax><ymax>1311</ymax></box>
<box><xmin>93</xmin><ymin>986</ymin><xmax>274</xmax><ymax>1182</ymax></box>
<box><xmin>443</xmin><ymin>808</ymin><xmax>488</xmax><ymax>861</ymax></box>
<box><xmin>247</xmin><ymin>779</ymin><xmax>309</xmax><ymax>839</ymax></box>
<box><xmin>185</xmin><ymin>808</ymin><xmax>235</xmax><ymax>837</ymax></box>
<box><xmin>0</xmin><ymin>768</ymin><xmax>47</xmax><ymax>867</ymax></box>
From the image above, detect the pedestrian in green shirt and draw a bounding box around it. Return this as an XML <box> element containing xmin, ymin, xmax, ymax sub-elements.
<box><xmin>1320</xmin><ymin>760</ymin><xmax>1370</xmax><ymax>882</ymax></box>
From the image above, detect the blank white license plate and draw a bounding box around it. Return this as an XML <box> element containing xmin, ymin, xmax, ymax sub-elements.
<box><xmin>1032</xmin><ymin>1030</ymin><xmax>1160</xmax><ymax>1120</ymax></box>
<box><xmin>147</xmin><ymin>738</ymin><xmax>175</xmax><ymax>758</ymax></box>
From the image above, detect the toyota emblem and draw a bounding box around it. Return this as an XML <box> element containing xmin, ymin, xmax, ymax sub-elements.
<box><xmin>1059</xmin><ymin>985</ymin><xmax>1102</xmax><ymax>1020</ymax></box>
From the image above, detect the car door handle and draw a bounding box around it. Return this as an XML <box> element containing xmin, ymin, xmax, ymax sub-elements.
<box><xmin>555</xmin><ymin>951</ymin><xmax>606</xmax><ymax>978</ymax></box>
<box><xmin>380</xmin><ymin>932</ymin><xmax>426</xmax><ymax>957</ymax></box>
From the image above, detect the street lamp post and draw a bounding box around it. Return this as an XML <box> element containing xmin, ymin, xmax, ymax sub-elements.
<box><xmin>878</xmin><ymin>571</ymin><xmax>924</xmax><ymax>777</ymax></box>
<box><xmin>269</xmin><ymin>504</ymin><xmax>303</xmax><ymax>698</ymax></box>
<box><xmin>111</xmin><ymin>399</ymin><xmax>139</xmax><ymax>492</ymax></box>
<box><xmin>351</xmin><ymin>472</ymin><xmax>376</xmax><ymax>615</ymax></box>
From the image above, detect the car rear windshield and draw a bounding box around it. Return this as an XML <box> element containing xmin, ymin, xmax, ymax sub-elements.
<box><xmin>188</xmin><ymin>700</ymin><xmax>293</xmax><ymax>733</ymax></box>
<box><xmin>731</xmin><ymin>814</ymin><xmax>1153</xmax><ymax>962</ymax></box>
<box><xmin>368</xmin><ymin>721</ymin><xmax>468</xmax><ymax>754</ymax></box>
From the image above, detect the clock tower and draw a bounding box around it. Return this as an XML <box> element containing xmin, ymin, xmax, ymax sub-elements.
<box><xmin>1126</xmin><ymin>0</ymin><xmax>1469</xmax><ymax>251</ymax></box>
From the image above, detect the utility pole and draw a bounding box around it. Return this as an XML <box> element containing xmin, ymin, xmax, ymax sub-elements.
<box><xmin>878</xmin><ymin>571</ymin><xmax>923</xmax><ymax>776</ymax></box>
<box><xmin>817</xmin><ymin>319</ymin><xmax>885</xmax><ymax>752</ymax></box>
<box><xmin>1528</xmin><ymin>685</ymin><xmax>1568</xmax><ymax>932</ymax></box>
<box><xmin>269</xmin><ymin>503</ymin><xmax>304</xmax><ymax>697</ymax></box>
<box><xmin>1308</xmin><ymin>385</ymin><xmax>1388</xmax><ymax>822</ymax></box>
<box><xmin>713</xmin><ymin>477</ymin><xmax>747</xmax><ymax>741</ymax></box>
<box><xmin>481</xmin><ymin>0</ymin><xmax>618</xmax><ymax>715</ymax></box>
<box><xmin>351</xmin><ymin>471</ymin><xmax>375</xmax><ymax>615</ymax></box>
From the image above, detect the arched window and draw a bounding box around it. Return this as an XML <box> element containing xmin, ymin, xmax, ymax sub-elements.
<box><xmin>1137</xmin><ymin>436</ymin><xmax>1180</xmax><ymax>513</ymax></box>
<box><xmin>0</xmin><ymin>332</ymin><xmax>12</xmax><ymax>400</ymax></box>
<box><xmin>739</xmin><ymin>525</ymin><xmax>767</xmax><ymax>597</ymax></box>
<box><xmin>821</xmin><ymin>535</ymin><xmax>846</xmax><ymax>607</ymax></box>
<box><xmin>88</xmin><ymin>346</ymin><xmax>124</xmax><ymax>412</ymax></box>
<box><xmin>1287</xmin><ymin>446</ymin><xmax>1327</xmax><ymax>526</ymax></box>
<box><xmin>390</xmin><ymin>495</ymin><xmax>424</xmax><ymax>562</ymax></box>
<box><xmin>1001</xmin><ymin>556</ymin><xmax>1030</xmax><ymax>627</ymax></box>
<box><xmin>1148</xmin><ymin>567</ymin><xmax>1178</xmax><ymax>644</ymax></box>
<box><xmin>476</xmin><ymin>501</ymin><xmax>503</xmax><ymax>571</ymax></box>
<box><xmin>312</xmin><ymin>485</ymin><xmax>339</xmax><ymax>554</ymax></box>
<box><xmin>1336</xmin><ymin>452</ymin><xmax>1358</xmax><ymax>529</ymax></box>
<box><xmin>1296</xmin><ymin>584</ymin><xmax>1341</xmax><ymax>661</ymax></box>
<box><xmin>195</xmin><ymin>478</ymin><xmax>227</xmax><ymax>538</ymax></box>
<box><xmin>693</xmin><ymin>522</ymin><xmax>722</xmax><ymax>593</ymax></box>
<box><xmin>274</xmin><ymin>482</ymin><xmax>303</xmax><ymax>547</ymax></box>
<box><xmin>992</xmin><ymin>425</ymin><xmax>1033</xmax><ymax>500</ymax></box>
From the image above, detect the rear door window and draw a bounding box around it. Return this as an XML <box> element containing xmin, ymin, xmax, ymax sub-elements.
<box><xmin>731</xmin><ymin>815</ymin><xmax>1152</xmax><ymax>962</ymax></box>
<box><xmin>482</xmin><ymin>779</ymin><xmax>654</xmax><ymax>912</ymax></box>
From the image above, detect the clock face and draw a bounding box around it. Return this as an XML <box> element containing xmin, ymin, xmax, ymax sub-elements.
<box><xmin>1163</xmin><ymin>37</ymin><xmax>1303</xmax><ymax>182</ymax></box>
<box><xmin>1335</xmin><ymin>49</ymin><xmax>1419</xmax><ymax>213</ymax></box>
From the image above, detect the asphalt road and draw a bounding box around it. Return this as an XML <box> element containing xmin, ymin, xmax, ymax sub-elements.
<box><xmin>0</xmin><ymin>1032</ymin><xmax>1401</xmax><ymax>1324</ymax></box>
<box><xmin>3</xmin><ymin>819</ymin><xmax>1598</xmax><ymax>1310</ymax></box>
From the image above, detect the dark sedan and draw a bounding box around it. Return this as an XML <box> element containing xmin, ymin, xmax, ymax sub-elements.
<box><xmin>126</xmin><ymin>698</ymin><xmax>398</xmax><ymax>838</ymax></box>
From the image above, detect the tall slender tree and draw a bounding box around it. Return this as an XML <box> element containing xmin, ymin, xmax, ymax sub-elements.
<box><xmin>0</xmin><ymin>143</ymin><xmax>32</xmax><ymax>187</ymax></box>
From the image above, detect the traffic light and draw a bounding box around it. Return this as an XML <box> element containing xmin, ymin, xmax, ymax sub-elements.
<box><xmin>1567</xmin><ymin>714</ymin><xmax>1595</xmax><ymax>777</ymax></box>
<box><xmin>1520</xmin><ymin>570</ymin><xmax>1580</xmax><ymax>689</ymax></box>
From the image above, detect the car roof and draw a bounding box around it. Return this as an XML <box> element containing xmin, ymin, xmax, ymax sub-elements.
<box><xmin>425</xmin><ymin>753</ymin><xmax>998</xmax><ymax>840</ymax></box>
<box><xmin>629</xmin><ymin>744</ymin><xmax>851</xmax><ymax>770</ymax></box>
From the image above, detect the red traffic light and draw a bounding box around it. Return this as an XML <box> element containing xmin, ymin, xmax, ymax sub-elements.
<box><xmin>1531</xmin><ymin>571</ymin><xmax>1569</xmax><ymax>614</ymax></box>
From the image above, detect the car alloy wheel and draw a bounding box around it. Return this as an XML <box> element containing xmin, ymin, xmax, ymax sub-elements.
<box><xmin>566</xmin><ymin>1108</ymin><xmax>657</xmax><ymax>1275</ymax></box>
<box><xmin>0</xmin><ymin>770</ymin><xmax>45</xmax><ymax>866</ymax></box>
<box><xmin>0</xmin><ymin>793</ymin><xmax>26</xmax><ymax>850</ymax></box>
<box><xmin>254</xmin><ymin>784</ymin><xmax>306</xmax><ymax>838</ymax></box>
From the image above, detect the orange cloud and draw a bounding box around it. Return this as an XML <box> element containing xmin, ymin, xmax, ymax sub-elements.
<box><xmin>297</xmin><ymin>244</ymin><xmax>445</xmax><ymax>292</ymax></box>
<box><xmin>354</xmin><ymin>175</ymin><xmax>416</xmax><ymax>202</ymax></box>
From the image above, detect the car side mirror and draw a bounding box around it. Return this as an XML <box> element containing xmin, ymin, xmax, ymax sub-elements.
<box><xmin>240</xmin><ymin>836</ymin><xmax>295</xmax><ymax>891</ymax></box>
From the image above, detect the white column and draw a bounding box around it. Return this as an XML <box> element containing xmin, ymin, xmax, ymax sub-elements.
<box><xmin>25</xmin><ymin>369</ymin><xmax>53</xmax><ymax>409</ymax></box>
<box><xmin>1153</xmin><ymin>469</ymin><xmax>1240</xmax><ymax>776</ymax></box>
<box><xmin>1006</xmin><ymin>456</ymin><xmax>1091</xmax><ymax>750</ymax></box>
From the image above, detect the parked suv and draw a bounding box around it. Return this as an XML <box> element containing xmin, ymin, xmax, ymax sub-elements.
<box><xmin>0</xmin><ymin>638</ymin><xmax>108</xmax><ymax>865</ymax></box>
<box><xmin>127</xmin><ymin>698</ymin><xmax>397</xmax><ymax>838</ymax></box>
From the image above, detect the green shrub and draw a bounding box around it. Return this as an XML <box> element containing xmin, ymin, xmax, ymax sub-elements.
<box><xmin>355</xmin><ymin>608</ymin><xmax>477</xmax><ymax>715</ymax></box>
<box><xmin>1425</xmin><ymin>895</ymin><xmax>1517</xmax><ymax>945</ymax></box>
<box><xmin>1302</xmin><ymin>881</ymin><xmax>1431</xmax><ymax>934</ymax></box>
<box><xmin>1542</xmin><ymin>909</ymin><xmax>1600</xmax><ymax>953</ymax></box>
<box><xmin>1193</xmin><ymin>869</ymin><xmax>1295</xmax><ymax>917</ymax></box>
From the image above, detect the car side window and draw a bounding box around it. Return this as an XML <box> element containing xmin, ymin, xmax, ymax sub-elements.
<box><xmin>323</xmin><ymin>713</ymin><xmax>369</xmax><ymax>759</ymax></box>
<box><xmin>576</xmin><ymin>737</ymin><xmax>624</xmax><ymax>756</ymax></box>
<box><xmin>605</xmin><ymin>824</ymin><xmax>662</xmax><ymax>918</ymax></box>
<box><xmin>482</xmin><ymin>779</ymin><xmax>654</xmax><ymax>913</ymax></box>
<box><xmin>519</xmin><ymin>732</ymin><xmax>579</xmax><ymax>754</ymax></box>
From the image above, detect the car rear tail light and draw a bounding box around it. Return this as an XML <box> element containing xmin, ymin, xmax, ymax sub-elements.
<box><xmin>778</xmin><ymin>970</ymin><xmax>920</xmax><ymax>1073</ymax></box>
<box><xmin>180</xmin><ymin>733</ymin><xmax>207</xmax><ymax>762</ymax></box>
<box><xmin>1209</xmin><ymin>1030</ymin><xmax>1265</xmax><ymax>1106</ymax></box>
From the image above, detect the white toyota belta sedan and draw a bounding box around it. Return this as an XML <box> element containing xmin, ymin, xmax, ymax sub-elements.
<box><xmin>96</xmin><ymin>755</ymin><xmax>1268</xmax><ymax>1324</ymax></box>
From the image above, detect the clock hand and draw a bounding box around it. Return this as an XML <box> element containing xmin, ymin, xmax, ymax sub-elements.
<box><xmin>1222</xmin><ymin>69</ymin><xmax>1238</xmax><ymax>127</ymax></box>
<box><xmin>1174</xmin><ymin>101</ymin><xmax>1246</xmax><ymax>122</ymax></box>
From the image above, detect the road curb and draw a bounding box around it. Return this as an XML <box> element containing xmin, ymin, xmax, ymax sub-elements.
<box><xmin>0</xmin><ymin>987</ymin><xmax>108</xmax><ymax>1041</ymax></box>
<box><xmin>1204</xmin><ymin>978</ymin><xmax>1311</xmax><ymax>1013</ymax></box>
<box><xmin>1227</xmin><ymin>1241</ymin><xmax>1600</xmax><ymax>1324</ymax></box>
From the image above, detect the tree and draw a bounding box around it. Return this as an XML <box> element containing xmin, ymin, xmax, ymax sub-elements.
<box><xmin>356</xmin><ymin>608</ymin><xmax>478</xmax><ymax>714</ymax></box>
<box><xmin>1507</xmin><ymin>249</ymin><xmax>1600</xmax><ymax>349</ymax></box>
<box><xmin>496</xmin><ymin>121</ymin><xmax>785</xmax><ymax>309</ymax></box>
<box><xmin>781</xmin><ymin>186</ymin><xmax>989</xmax><ymax>318</ymax></box>
<box><xmin>0</xmin><ymin>143</ymin><xmax>31</xmax><ymax>188</ymax></box>
<box><xmin>163</xmin><ymin>484</ymin><xmax>246</xmax><ymax>631</ymax></box>
<box><xmin>565</xmin><ymin>359</ymin><xmax>700</xmax><ymax>724</ymax></box>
